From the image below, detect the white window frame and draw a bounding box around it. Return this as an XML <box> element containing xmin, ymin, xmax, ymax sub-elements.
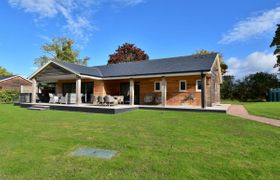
<box><xmin>179</xmin><ymin>80</ymin><xmax>187</xmax><ymax>92</ymax></box>
<box><xmin>154</xmin><ymin>81</ymin><xmax>161</xmax><ymax>92</ymax></box>
<box><xmin>196</xmin><ymin>79</ymin><xmax>202</xmax><ymax>92</ymax></box>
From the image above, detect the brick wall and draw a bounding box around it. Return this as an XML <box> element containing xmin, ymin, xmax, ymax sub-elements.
<box><xmin>138</xmin><ymin>76</ymin><xmax>203</xmax><ymax>106</ymax></box>
<box><xmin>43</xmin><ymin>73</ymin><xmax>220</xmax><ymax>107</ymax></box>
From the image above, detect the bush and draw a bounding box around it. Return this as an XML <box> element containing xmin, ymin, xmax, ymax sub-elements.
<box><xmin>0</xmin><ymin>90</ymin><xmax>19</xmax><ymax>103</ymax></box>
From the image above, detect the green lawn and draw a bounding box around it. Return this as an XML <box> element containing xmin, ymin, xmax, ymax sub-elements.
<box><xmin>244</xmin><ymin>102</ymin><xmax>280</xmax><ymax>120</ymax></box>
<box><xmin>222</xmin><ymin>100</ymin><xmax>280</xmax><ymax>120</ymax></box>
<box><xmin>0</xmin><ymin>105</ymin><xmax>279</xmax><ymax>179</ymax></box>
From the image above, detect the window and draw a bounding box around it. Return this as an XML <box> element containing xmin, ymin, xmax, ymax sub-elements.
<box><xmin>179</xmin><ymin>80</ymin><xmax>187</xmax><ymax>92</ymax></box>
<box><xmin>196</xmin><ymin>80</ymin><xmax>202</xmax><ymax>91</ymax></box>
<box><xmin>154</xmin><ymin>81</ymin><xmax>161</xmax><ymax>92</ymax></box>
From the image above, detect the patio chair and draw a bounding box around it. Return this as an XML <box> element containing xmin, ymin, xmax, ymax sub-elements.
<box><xmin>67</xmin><ymin>93</ymin><xmax>77</xmax><ymax>104</ymax></box>
<box><xmin>104</xmin><ymin>95</ymin><xmax>115</xmax><ymax>106</ymax></box>
<box><xmin>118</xmin><ymin>96</ymin><xmax>124</xmax><ymax>104</ymax></box>
<box><xmin>37</xmin><ymin>93</ymin><xmax>44</xmax><ymax>103</ymax></box>
<box><xmin>92</xmin><ymin>95</ymin><xmax>98</xmax><ymax>105</ymax></box>
<box><xmin>49</xmin><ymin>93</ymin><xmax>59</xmax><ymax>103</ymax></box>
<box><xmin>144</xmin><ymin>94</ymin><xmax>155</xmax><ymax>104</ymax></box>
<box><xmin>155</xmin><ymin>96</ymin><xmax>162</xmax><ymax>104</ymax></box>
<box><xmin>59</xmin><ymin>94</ymin><xmax>68</xmax><ymax>104</ymax></box>
<box><xmin>97</xmin><ymin>96</ymin><xmax>104</xmax><ymax>105</ymax></box>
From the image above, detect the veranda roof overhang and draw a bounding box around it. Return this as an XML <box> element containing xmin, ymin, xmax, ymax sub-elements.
<box><xmin>28</xmin><ymin>61</ymin><xmax>101</xmax><ymax>82</ymax></box>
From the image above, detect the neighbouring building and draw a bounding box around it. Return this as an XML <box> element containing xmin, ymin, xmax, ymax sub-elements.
<box><xmin>0</xmin><ymin>75</ymin><xmax>32</xmax><ymax>91</ymax></box>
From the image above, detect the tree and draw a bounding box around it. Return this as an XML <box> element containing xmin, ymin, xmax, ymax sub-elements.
<box><xmin>108</xmin><ymin>43</ymin><xmax>149</xmax><ymax>64</ymax></box>
<box><xmin>234</xmin><ymin>72</ymin><xmax>279</xmax><ymax>101</ymax></box>
<box><xmin>34</xmin><ymin>37</ymin><xmax>90</xmax><ymax>67</ymax></box>
<box><xmin>0</xmin><ymin>66</ymin><xmax>12</xmax><ymax>76</ymax></box>
<box><xmin>193</xmin><ymin>49</ymin><xmax>228</xmax><ymax>75</ymax></box>
<box><xmin>220</xmin><ymin>75</ymin><xmax>235</xmax><ymax>99</ymax></box>
<box><xmin>220</xmin><ymin>72</ymin><xmax>279</xmax><ymax>101</ymax></box>
<box><xmin>270</xmin><ymin>24</ymin><xmax>280</xmax><ymax>71</ymax></box>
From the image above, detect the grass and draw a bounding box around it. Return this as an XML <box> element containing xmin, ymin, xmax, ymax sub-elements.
<box><xmin>222</xmin><ymin>99</ymin><xmax>280</xmax><ymax>120</ymax></box>
<box><xmin>0</xmin><ymin>105</ymin><xmax>279</xmax><ymax>179</ymax></box>
<box><xmin>244</xmin><ymin>102</ymin><xmax>280</xmax><ymax>120</ymax></box>
<box><xmin>221</xmin><ymin>99</ymin><xmax>245</xmax><ymax>105</ymax></box>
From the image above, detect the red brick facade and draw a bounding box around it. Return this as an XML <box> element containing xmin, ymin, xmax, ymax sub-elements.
<box><xmin>53</xmin><ymin>73</ymin><xmax>221</xmax><ymax>107</ymax></box>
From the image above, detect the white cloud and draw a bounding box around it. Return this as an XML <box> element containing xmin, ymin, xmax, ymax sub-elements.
<box><xmin>8</xmin><ymin>0</ymin><xmax>144</xmax><ymax>45</ymax></box>
<box><xmin>226</xmin><ymin>51</ymin><xmax>278</xmax><ymax>78</ymax></box>
<box><xmin>9</xmin><ymin>0</ymin><xmax>94</xmax><ymax>44</ymax></box>
<box><xmin>111</xmin><ymin>0</ymin><xmax>144</xmax><ymax>7</ymax></box>
<box><xmin>37</xmin><ymin>34</ymin><xmax>51</xmax><ymax>42</ymax></box>
<box><xmin>9</xmin><ymin>0</ymin><xmax>58</xmax><ymax>17</ymax></box>
<box><xmin>220</xmin><ymin>7</ymin><xmax>280</xmax><ymax>44</ymax></box>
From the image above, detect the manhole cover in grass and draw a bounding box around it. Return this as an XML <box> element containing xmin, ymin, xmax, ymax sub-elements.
<box><xmin>71</xmin><ymin>148</ymin><xmax>117</xmax><ymax>159</ymax></box>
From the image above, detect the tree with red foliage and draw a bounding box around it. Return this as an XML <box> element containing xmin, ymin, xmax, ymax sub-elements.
<box><xmin>108</xmin><ymin>43</ymin><xmax>149</xmax><ymax>64</ymax></box>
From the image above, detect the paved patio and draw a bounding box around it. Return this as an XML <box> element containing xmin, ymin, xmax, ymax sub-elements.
<box><xmin>15</xmin><ymin>102</ymin><xmax>230</xmax><ymax>114</ymax></box>
<box><xmin>139</xmin><ymin>104</ymin><xmax>230</xmax><ymax>113</ymax></box>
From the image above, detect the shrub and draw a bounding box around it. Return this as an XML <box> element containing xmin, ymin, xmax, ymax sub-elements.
<box><xmin>0</xmin><ymin>90</ymin><xmax>19</xmax><ymax>104</ymax></box>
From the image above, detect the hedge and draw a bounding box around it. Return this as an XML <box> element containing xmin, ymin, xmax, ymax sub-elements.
<box><xmin>0</xmin><ymin>90</ymin><xmax>19</xmax><ymax>104</ymax></box>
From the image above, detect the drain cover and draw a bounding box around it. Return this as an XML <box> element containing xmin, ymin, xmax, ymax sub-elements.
<box><xmin>71</xmin><ymin>148</ymin><xmax>117</xmax><ymax>159</ymax></box>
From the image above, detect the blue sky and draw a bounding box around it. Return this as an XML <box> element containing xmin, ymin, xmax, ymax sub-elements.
<box><xmin>0</xmin><ymin>0</ymin><xmax>280</xmax><ymax>78</ymax></box>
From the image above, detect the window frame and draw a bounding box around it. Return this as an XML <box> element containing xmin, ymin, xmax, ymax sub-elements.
<box><xmin>196</xmin><ymin>79</ymin><xmax>202</xmax><ymax>92</ymax></box>
<box><xmin>154</xmin><ymin>81</ymin><xmax>161</xmax><ymax>92</ymax></box>
<box><xmin>179</xmin><ymin>80</ymin><xmax>187</xmax><ymax>92</ymax></box>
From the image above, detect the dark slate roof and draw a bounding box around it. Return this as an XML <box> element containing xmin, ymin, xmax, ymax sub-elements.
<box><xmin>53</xmin><ymin>60</ymin><xmax>103</xmax><ymax>77</ymax></box>
<box><xmin>53</xmin><ymin>53</ymin><xmax>217</xmax><ymax>78</ymax></box>
<box><xmin>0</xmin><ymin>75</ymin><xmax>14</xmax><ymax>81</ymax></box>
<box><xmin>97</xmin><ymin>53</ymin><xmax>217</xmax><ymax>77</ymax></box>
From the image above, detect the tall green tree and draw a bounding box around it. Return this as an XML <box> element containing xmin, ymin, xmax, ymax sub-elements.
<box><xmin>34</xmin><ymin>37</ymin><xmax>90</xmax><ymax>67</ymax></box>
<box><xmin>270</xmin><ymin>24</ymin><xmax>280</xmax><ymax>71</ymax></box>
<box><xmin>0</xmin><ymin>66</ymin><xmax>12</xmax><ymax>76</ymax></box>
<box><xmin>108</xmin><ymin>43</ymin><xmax>149</xmax><ymax>64</ymax></box>
<box><xmin>220</xmin><ymin>75</ymin><xmax>235</xmax><ymax>100</ymax></box>
<box><xmin>193</xmin><ymin>49</ymin><xmax>228</xmax><ymax>75</ymax></box>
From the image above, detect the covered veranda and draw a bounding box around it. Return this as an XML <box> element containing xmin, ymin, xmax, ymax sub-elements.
<box><xmin>26</xmin><ymin>60</ymin><xmax>210</xmax><ymax>109</ymax></box>
<box><xmin>27</xmin><ymin>61</ymin><xmax>173</xmax><ymax>107</ymax></box>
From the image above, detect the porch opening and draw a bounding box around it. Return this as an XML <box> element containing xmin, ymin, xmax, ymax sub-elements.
<box><xmin>120</xmin><ymin>82</ymin><xmax>140</xmax><ymax>105</ymax></box>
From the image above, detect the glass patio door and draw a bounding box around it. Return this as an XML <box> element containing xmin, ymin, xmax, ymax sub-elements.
<box><xmin>82</xmin><ymin>82</ymin><xmax>93</xmax><ymax>103</ymax></box>
<box><xmin>62</xmin><ymin>82</ymin><xmax>93</xmax><ymax>103</ymax></box>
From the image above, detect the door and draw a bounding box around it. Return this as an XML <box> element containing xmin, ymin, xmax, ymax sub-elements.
<box><xmin>62</xmin><ymin>82</ymin><xmax>93</xmax><ymax>103</ymax></box>
<box><xmin>120</xmin><ymin>83</ymin><xmax>130</xmax><ymax>104</ymax></box>
<box><xmin>82</xmin><ymin>82</ymin><xmax>93</xmax><ymax>103</ymax></box>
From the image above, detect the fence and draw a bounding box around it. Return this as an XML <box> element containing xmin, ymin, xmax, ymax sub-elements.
<box><xmin>268</xmin><ymin>88</ymin><xmax>280</xmax><ymax>102</ymax></box>
<box><xmin>20</xmin><ymin>85</ymin><xmax>32</xmax><ymax>93</ymax></box>
<box><xmin>19</xmin><ymin>93</ymin><xmax>32</xmax><ymax>103</ymax></box>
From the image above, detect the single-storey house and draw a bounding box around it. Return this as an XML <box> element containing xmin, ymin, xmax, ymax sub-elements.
<box><xmin>28</xmin><ymin>53</ymin><xmax>222</xmax><ymax>108</ymax></box>
<box><xmin>0</xmin><ymin>75</ymin><xmax>32</xmax><ymax>91</ymax></box>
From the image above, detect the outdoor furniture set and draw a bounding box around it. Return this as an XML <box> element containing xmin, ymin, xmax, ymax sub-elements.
<box><xmin>92</xmin><ymin>95</ymin><xmax>124</xmax><ymax>106</ymax></box>
<box><xmin>48</xmin><ymin>93</ymin><xmax>124</xmax><ymax>106</ymax></box>
<box><xmin>144</xmin><ymin>94</ymin><xmax>162</xmax><ymax>104</ymax></box>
